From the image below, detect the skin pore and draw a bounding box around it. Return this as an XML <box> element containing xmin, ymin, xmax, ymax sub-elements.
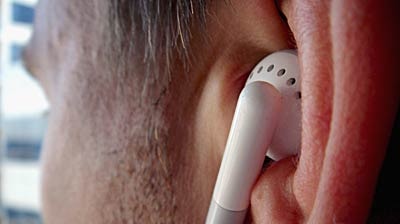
<box><xmin>23</xmin><ymin>0</ymin><xmax>399</xmax><ymax>223</ymax></box>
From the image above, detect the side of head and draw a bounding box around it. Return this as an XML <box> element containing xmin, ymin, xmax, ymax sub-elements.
<box><xmin>23</xmin><ymin>0</ymin><xmax>400</xmax><ymax>223</ymax></box>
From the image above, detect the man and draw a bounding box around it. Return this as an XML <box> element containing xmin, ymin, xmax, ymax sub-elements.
<box><xmin>22</xmin><ymin>0</ymin><xmax>399</xmax><ymax>223</ymax></box>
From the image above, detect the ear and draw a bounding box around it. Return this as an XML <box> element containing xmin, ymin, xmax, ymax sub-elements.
<box><xmin>250</xmin><ymin>0</ymin><xmax>400</xmax><ymax>223</ymax></box>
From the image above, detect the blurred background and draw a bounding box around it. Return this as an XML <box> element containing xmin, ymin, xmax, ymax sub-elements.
<box><xmin>0</xmin><ymin>0</ymin><xmax>47</xmax><ymax>223</ymax></box>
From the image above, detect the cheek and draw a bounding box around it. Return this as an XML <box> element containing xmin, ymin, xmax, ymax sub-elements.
<box><xmin>40</xmin><ymin>100</ymin><xmax>103</xmax><ymax>223</ymax></box>
<box><xmin>40</xmin><ymin>74</ymin><xmax>181</xmax><ymax>223</ymax></box>
<box><xmin>39</xmin><ymin>73</ymin><xmax>119</xmax><ymax>222</ymax></box>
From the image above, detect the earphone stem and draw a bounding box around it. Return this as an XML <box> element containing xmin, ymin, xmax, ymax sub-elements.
<box><xmin>206</xmin><ymin>82</ymin><xmax>282</xmax><ymax>224</ymax></box>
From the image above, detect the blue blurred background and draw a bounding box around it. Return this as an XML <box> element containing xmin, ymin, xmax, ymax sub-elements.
<box><xmin>1</xmin><ymin>0</ymin><xmax>47</xmax><ymax>223</ymax></box>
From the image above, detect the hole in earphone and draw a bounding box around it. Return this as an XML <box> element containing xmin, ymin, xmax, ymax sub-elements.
<box><xmin>248</xmin><ymin>72</ymin><xmax>254</xmax><ymax>79</ymax></box>
<box><xmin>267</xmin><ymin>64</ymin><xmax>274</xmax><ymax>72</ymax></box>
<box><xmin>277</xmin><ymin>69</ymin><xmax>286</xmax><ymax>76</ymax></box>
<box><xmin>287</xmin><ymin>78</ymin><xmax>296</xmax><ymax>86</ymax></box>
<box><xmin>257</xmin><ymin>66</ymin><xmax>263</xmax><ymax>73</ymax></box>
<box><xmin>296</xmin><ymin>91</ymin><xmax>302</xmax><ymax>99</ymax></box>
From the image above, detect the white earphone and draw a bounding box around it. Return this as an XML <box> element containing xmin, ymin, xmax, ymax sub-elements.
<box><xmin>206</xmin><ymin>50</ymin><xmax>302</xmax><ymax>224</ymax></box>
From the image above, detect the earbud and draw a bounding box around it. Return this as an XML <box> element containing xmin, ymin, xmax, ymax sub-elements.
<box><xmin>206</xmin><ymin>50</ymin><xmax>302</xmax><ymax>224</ymax></box>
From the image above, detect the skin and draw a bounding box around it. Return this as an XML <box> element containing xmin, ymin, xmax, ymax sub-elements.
<box><xmin>23</xmin><ymin>0</ymin><xmax>399</xmax><ymax>223</ymax></box>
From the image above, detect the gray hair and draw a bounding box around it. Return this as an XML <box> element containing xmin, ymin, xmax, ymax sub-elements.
<box><xmin>108</xmin><ymin>0</ymin><xmax>208</xmax><ymax>95</ymax></box>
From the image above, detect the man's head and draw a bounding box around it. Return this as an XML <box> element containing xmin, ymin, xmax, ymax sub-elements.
<box><xmin>23</xmin><ymin>0</ymin><xmax>400</xmax><ymax>223</ymax></box>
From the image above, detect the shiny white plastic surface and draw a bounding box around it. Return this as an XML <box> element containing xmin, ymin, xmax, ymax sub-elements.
<box><xmin>213</xmin><ymin>82</ymin><xmax>281</xmax><ymax>211</ymax></box>
<box><xmin>246</xmin><ymin>50</ymin><xmax>301</xmax><ymax>160</ymax></box>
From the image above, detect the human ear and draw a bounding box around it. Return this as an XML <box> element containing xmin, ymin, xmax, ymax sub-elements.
<box><xmin>250</xmin><ymin>0</ymin><xmax>400</xmax><ymax>223</ymax></box>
